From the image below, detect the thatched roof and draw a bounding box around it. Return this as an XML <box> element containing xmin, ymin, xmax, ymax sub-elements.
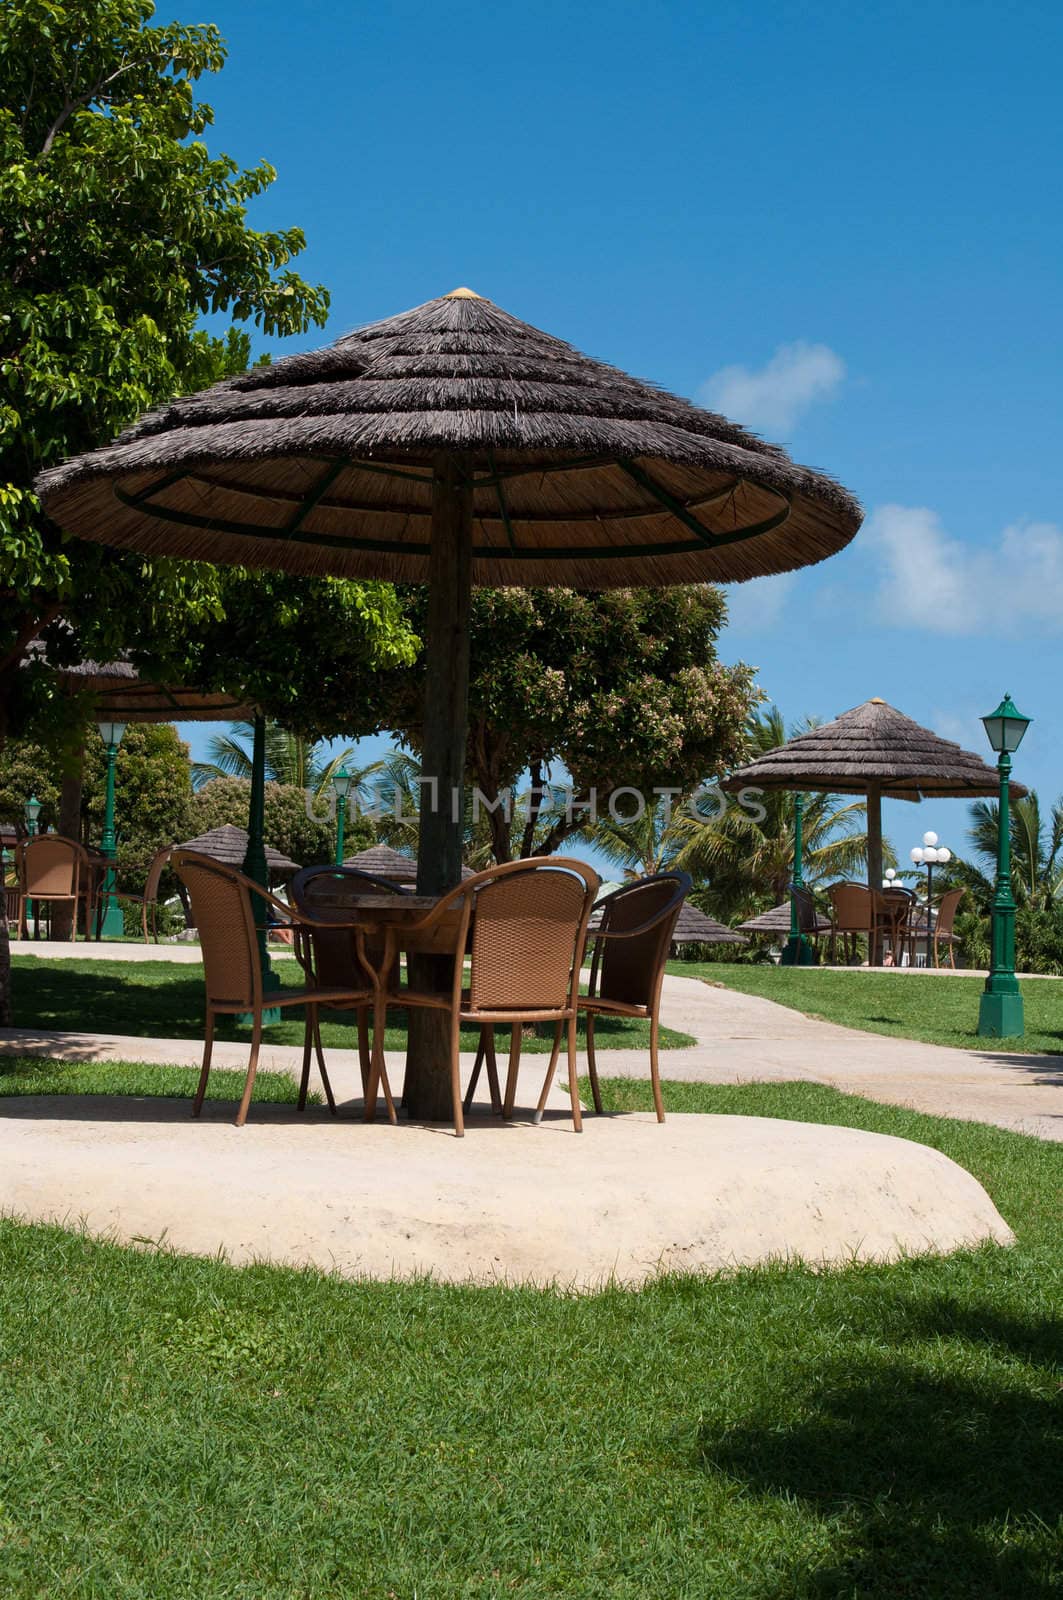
<box><xmin>343</xmin><ymin>842</ymin><xmax>475</xmax><ymax>881</ymax></box>
<box><xmin>720</xmin><ymin>699</ymin><xmax>1026</xmax><ymax>800</ymax></box>
<box><xmin>672</xmin><ymin>904</ymin><xmax>748</xmax><ymax>946</ymax></box>
<box><xmin>24</xmin><ymin>639</ymin><xmax>252</xmax><ymax>722</ymax></box>
<box><xmin>739</xmin><ymin>901</ymin><xmax>832</xmax><ymax>935</ymax></box>
<box><xmin>178</xmin><ymin>823</ymin><xmax>300</xmax><ymax>877</ymax></box>
<box><xmin>36</xmin><ymin>289</ymin><xmax>862</xmax><ymax>589</ymax></box>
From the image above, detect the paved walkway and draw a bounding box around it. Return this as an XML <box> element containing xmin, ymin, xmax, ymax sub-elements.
<box><xmin>3</xmin><ymin>970</ymin><xmax>1061</xmax><ymax>1140</ymax></box>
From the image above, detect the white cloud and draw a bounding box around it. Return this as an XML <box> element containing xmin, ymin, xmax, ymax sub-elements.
<box><xmin>700</xmin><ymin>342</ymin><xmax>845</xmax><ymax>434</ymax></box>
<box><xmin>866</xmin><ymin>505</ymin><xmax>1063</xmax><ymax>635</ymax></box>
<box><xmin>724</xmin><ymin>572</ymin><xmax>797</xmax><ymax>633</ymax></box>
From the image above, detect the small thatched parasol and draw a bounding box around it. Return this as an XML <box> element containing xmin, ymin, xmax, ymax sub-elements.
<box><xmin>177</xmin><ymin>823</ymin><xmax>300</xmax><ymax>879</ymax></box>
<box><xmin>37</xmin><ymin>288</ymin><xmax>862</xmax><ymax>1116</ymax></box>
<box><xmin>672</xmin><ymin>904</ymin><xmax>749</xmax><ymax>948</ymax></box>
<box><xmin>739</xmin><ymin>901</ymin><xmax>832</xmax><ymax>936</ymax></box>
<box><xmin>343</xmin><ymin>842</ymin><xmax>474</xmax><ymax>882</ymax></box>
<box><xmin>721</xmin><ymin>697</ymin><xmax>1024</xmax><ymax>919</ymax></box>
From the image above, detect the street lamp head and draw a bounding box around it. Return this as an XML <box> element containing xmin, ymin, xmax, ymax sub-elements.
<box><xmin>924</xmin><ymin>847</ymin><xmax>941</xmax><ymax>863</ymax></box>
<box><xmin>982</xmin><ymin>693</ymin><xmax>1031</xmax><ymax>755</ymax></box>
<box><xmin>330</xmin><ymin>766</ymin><xmax>353</xmax><ymax>801</ymax></box>
<box><xmin>910</xmin><ymin>847</ymin><xmax>925</xmax><ymax>865</ymax></box>
<box><xmin>922</xmin><ymin>830</ymin><xmax>938</xmax><ymax>848</ymax></box>
<box><xmin>24</xmin><ymin>794</ymin><xmax>41</xmax><ymax>826</ymax></box>
<box><xmin>884</xmin><ymin>868</ymin><xmax>896</xmax><ymax>880</ymax></box>
<box><xmin>937</xmin><ymin>846</ymin><xmax>952</xmax><ymax>863</ymax></box>
<box><xmin>97</xmin><ymin>720</ymin><xmax>127</xmax><ymax>750</ymax></box>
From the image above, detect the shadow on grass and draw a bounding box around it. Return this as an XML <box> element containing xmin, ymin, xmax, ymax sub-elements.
<box><xmin>697</xmin><ymin>1336</ymin><xmax>1062</xmax><ymax>1598</ymax></box>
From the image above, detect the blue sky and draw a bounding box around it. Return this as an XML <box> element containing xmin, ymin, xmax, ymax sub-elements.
<box><xmin>174</xmin><ymin>0</ymin><xmax>1063</xmax><ymax>865</ymax></box>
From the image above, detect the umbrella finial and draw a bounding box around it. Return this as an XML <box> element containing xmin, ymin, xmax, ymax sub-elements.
<box><xmin>870</xmin><ymin>697</ymin><xmax>885</xmax><ymax>704</ymax></box>
<box><xmin>444</xmin><ymin>286</ymin><xmax>482</xmax><ymax>299</ymax></box>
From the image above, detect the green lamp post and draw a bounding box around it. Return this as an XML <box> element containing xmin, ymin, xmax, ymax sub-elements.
<box><xmin>240</xmin><ymin>712</ymin><xmax>281</xmax><ymax>1022</ymax></box>
<box><xmin>96</xmin><ymin>721</ymin><xmax>127</xmax><ymax>938</ymax></box>
<box><xmin>977</xmin><ymin>693</ymin><xmax>1031</xmax><ymax>1039</ymax></box>
<box><xmin>780</xmin><ymin>792</ymin><xmax>814</xmax><ymax>965</ymax></box>
<box><xmin>23</xmin><ymin>794</ymin><xmax>41</xmax><ymax>937</ymax></box>
<box><xmin>332</xmin><ymin>766</ymin><xmax>353</xmax><ymax>865</ymax></box>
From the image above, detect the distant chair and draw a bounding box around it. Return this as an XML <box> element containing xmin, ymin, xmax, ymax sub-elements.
<box><xmin>874</xmin><ymin>886</ymin><xmax>915</xmax><ymax>967</ymax></box>
<box><xmin>931</xmin><ymin>887</ymin><xmax>964</xmax><ymax>968</ymax></box>
<box><xmin>171</xmin><ymin>850</ymin><xmax>375</xmax><ymax>1126</ymax></box>
<box><xmin>789</xmin><ymin>883</ymin><xmax>825</xmax><ymax>958</ymax></box>
<box><xmin>18</xmin><ymin>835</ymin><xmax>87</xmax><ymax>941</ymax></box>
<box><xmin>827</xmin><ymin>881</ymin><xmax>873</xmax><ymax>964</ymax></box>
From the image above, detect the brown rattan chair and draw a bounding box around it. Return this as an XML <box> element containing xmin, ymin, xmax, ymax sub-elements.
<box><xmin>874</xmin><ymin>886</ymin><xmax>915</xmax><ymax>966</ymax></box>
<box><xmin>18</xmin><ymin>835</ymin><xmax>87</xmax><ymax>941</ymax></box>
<box><xmin>579</xmin><ymin>871</ymin><xmax>691</xmax><ymax>1123</ymax></box>
<box><xmin>289</xmin><ymin>865</ymin><xmax>408</xmax><ymax>1095</ymax></box>
<box><xmin>367</xmin><ymin>857</ymin><xmax>600</xmax><ymax>1137</ymax></box>
<box><xmin>827</xmin><ymin>881</ymin><xmax>873</xmax><ymax>964</ymax></box>
<box><xmin>171</xmin><ymin>850</ymin><xmax>375</xmax><ymax>1126</ymax></box>
<box><xmin>931</xmin><ymin>887</ymin><xmax>964</xmax><ymax>968</ymax></box>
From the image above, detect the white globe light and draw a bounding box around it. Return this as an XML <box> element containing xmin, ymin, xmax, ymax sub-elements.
<box><xmin>922</xmin><ymin>830</ymin><xmax>938</xmax><ymax>848</ymax></box>
<box><xmin>885</xmin><ymin>868</ymin><xmax>896</xmax><ymax>880</ymax></box>
<box><xmin>910</xmin><ymin>847</ymin><xmax>925</xmax><ymax>864</ymax></box>
<box><xmin>923</xmin><ymin>847</ymin><xmax>940</xmax><ymax>863</ymax></box>
<box><xmin>937</xmin><ymin>847</ymin><xmax>952</xmax><ymax>863</ymax></box>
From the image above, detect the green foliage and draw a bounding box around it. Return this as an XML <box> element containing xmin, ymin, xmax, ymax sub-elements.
<box><xmin>375</xmin><ymin>585</ymin><xmax>756</xmax><ymax>862</ymax></box>
<box><xmin>190</xmin><ymin>719</ymin><xmax>365</xmax><ymax>798</ymax></box>
<box><xmin>0</xmin><ymin>0</ymin><xmax>328</xmax><ymax>626</ymax></box>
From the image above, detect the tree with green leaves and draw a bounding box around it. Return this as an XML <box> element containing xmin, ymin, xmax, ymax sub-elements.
<box><xmin>372</xmin><ymin>585</ymin><xmax>756</xmax><ymax>864</ymax></box>
<box><xmin>191</xmin><ymin>720</ymin><xmax>361</xmax><ymax>798</ymax></box>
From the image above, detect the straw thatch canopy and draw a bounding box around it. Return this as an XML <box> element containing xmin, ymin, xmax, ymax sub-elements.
<box><xmin>672</xmin><ymin>904</ymin><xmax>748</xmax><ymax>946</ymax></box>
<box><xmin>178</xmin><ymin>823</ymin><xmax>299</xmax><ymax>878</ymax></box>
<box><xmin>37</xmin><ymin>289</ymin><xmax>862</xmax><ymax>589</ymax></box>
<box><xmin>739</xmin><ymin>901</ymin><xmax>832</xmax><ymax>936</ymax></box>
<box><xmin>53</xmin><ymin>657</ymin><xmax>251</xmax><ymax>723</ymax></box>
<box><xmin>720</xmin><ymin>698</ymin><xmax>1025</xmax><ymax>801</ymax></box>
<box><xmin>341</xmin><ymin>842</ymin><xmax>476</xmax><ymax>882</ymax></box>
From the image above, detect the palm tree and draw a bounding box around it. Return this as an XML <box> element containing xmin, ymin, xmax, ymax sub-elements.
<box><xmin>580</xmin><ymin>707</ymin><xmax>876</xmax><ymax>921</ymax></box>
<box><xmin>191</xmin><ymin>720</ymin><xmax>365</xmax><ymax>800</ymax></box>
<box><xmin>960</xmin><ymin>791</ymin><xmax>1063</xmax><ymax>911</ymax></box>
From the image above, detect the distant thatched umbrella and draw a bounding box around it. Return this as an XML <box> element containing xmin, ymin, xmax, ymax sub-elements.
<box><xmin>672</xmin><ymin>904</ymin><xmax>749</xmax><ymax>948</ymax></box>
<box><xmin>37</xmin><ymin>288</ymin><xmax>862</xmax><ymax>1116</ymax></box>
<box><xmin>178</xmin><ymin>823</ymin><xmax>299</xmax><ymax>879</ymax></box>
<box><xmin>721</xmin><ymin>697</ymin><xmax>1024</xmax><ymax>912</ymax></box>
<box><xmin>343</xmin><ymin>842</ymin><xmax>474</xmax><ymax>882</ymax></box>
<box><xmin>739</xmin><ymin>901</ymin><xmax>832</xmax><ymax>937</ymax></box>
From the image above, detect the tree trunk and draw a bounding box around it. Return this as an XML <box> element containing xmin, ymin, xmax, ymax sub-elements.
<box><xmin>405</xmin><ymin>453</ymin><xmax>473</xmax><ymax>1120</ymax></box>
<box><xmin>866</xmin><ymin>784</ymin><xmax>883</xmax><ymax>965</ymax></box>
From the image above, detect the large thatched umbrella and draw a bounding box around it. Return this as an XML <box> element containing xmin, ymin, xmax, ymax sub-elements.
<box><xmin>37</xmin><ymin>289</ymin><xmax>863</xmax><ymax>1113</ymax></box>
<box><xmin>721</xmin><ymin>698</ymin><xmax>1024</xmax><ymax>962</ymax></box>
<box><xmin>51</xmin><ymin>655</ymin><xmax>251</xmax><ymax>723</ymax></box>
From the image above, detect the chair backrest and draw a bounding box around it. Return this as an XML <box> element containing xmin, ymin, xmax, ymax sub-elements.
<box><xmin>594</xmin><ymin>872</ymin><xmax>691</xmax><ymax>1009</ymax></box>
<box><xmin>143</xmin><ymin>844</ymin><xmax>174</xmax><ymax>902</ymax></box>
<box><xmin>828</xmin><ymin>881</ymin><xmax>873</xmax><ymax>934</ymax></box>
<box><xmin>22</xmin><ymin>835</ymin><xmax>83</xmax><ymax>898</ymax></box>
<box><xmin>790</xmin><ymin>883</ymin><xmax>820</xmax><ymax>936</ymax></box>
<box><xmin>171</xmin><ymin>850</ymin><xmax>258</xmax><ymax>1010</ymax></box>
<box><xmin>289</xmin><ymin>865</ymin><xmax>406</xmax><ymax>987</ymax></box>
<box><xmin>935</xmin><ymin>887</ymin><xmax>964</xmax><ymax>937</ymax></box>
<box><xmin>466</xmin><ymin>858</ymin><xmax>599</xmax><ymax>1012</ymax></box>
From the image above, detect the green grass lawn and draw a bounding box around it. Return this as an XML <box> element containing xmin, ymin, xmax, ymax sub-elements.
<box><xmin>0</xmin><ymin>1054</ymin><xmax>310</xmax><ymax>1103</ymax></box>
<box><xmin>9</xmin><ymin>956</ymin><xmax>694</xmax><ymax>1053</ymax></box>
<box><xmin>0</xmin><ymin>1080</ymin><xmax>1058</xmax><ymax>1596</ymax></box>
<box><xmin>671</xmin><ymin>961</ymin><xmax>1063</xmax><ymax>1054</ymax></box>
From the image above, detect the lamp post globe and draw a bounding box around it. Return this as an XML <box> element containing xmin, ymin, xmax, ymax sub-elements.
<box><xmin>96</xmin><ymin>721</ymin><xmax>127</xmax><ymax>938</ymax></box>
<box><xmin>978</xmin><ymin>694</ymin><xmax>1030</xmax><ymax>1038</ymax></box>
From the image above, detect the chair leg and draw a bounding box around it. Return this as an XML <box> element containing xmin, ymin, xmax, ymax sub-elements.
<box><xmin>463</xmin><ymin>1031</ymin><xmax>486</xmax><ymax>1112</ymax></box>
<box><xmin>235</xmin><ymin>1014</ymin><xmax>263</xmax><ymax>1128</ymax></box>
<box><xmin>357</xmin><ymin>1009</ymin><xmax>371</xmax><ymax>1094</ymax></box>
<box><xmin>142</xmin><ymin>901</ymin><xmax>149</xmax><ymax>944</ymax></box>
<box><xmin>503</xmin><ymin>1025</ymin><xmax>523</xmax><ymax>1118</ymax></box>
<box><xmin>483</xmin><ymin>1026</ymin><xmax>502</xmax><ymax>1114</ymax></box>
<box><xmin>533</xmin><ymin>1021</ymin><xmax>564</xmax><ymax>1125</ymax></box>
<box><xmin>364</xmin><ymin>992</ymin><xmax>398</xmax><ymax>1125</ymax></box>
<box><xmin>449</xmin><ymin>1008</ymin><xmax>465</xmax><ymax>1138</ymax></box>
<box><xmin>567</xmin><ymin>1013</ymin><xmax>582</xmax><ymax>1133</ymax></box>
<box><xmin>586</xmin><ymin>1013</ymin><xmax>603</xmax><ymax>1114</ymax></box>
<box><xmin>300</xmin><ymin>1007</ymin><xmax>336</xmax><ymax>1114</ymax></box>
<box><xmin>298</xmin><ymin>1006</ymin><xmax>314</xmax><ymax>1111</ymax></box>
<box><xmin>649</xmin><ymin>1012</ymin><xmax>664</xmax><ymax>1123</ymax></box>
<box><xmin>193</xmin><ymin>1012</ymin><xmax>215</xmax><ymax>1117</ymax></box>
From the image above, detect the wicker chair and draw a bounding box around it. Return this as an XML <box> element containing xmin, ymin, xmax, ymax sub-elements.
<box><xmin>18</xmin><ymin>835</ymin><xmax>87</xmax><ymax>941</ymax></box>
<box><xmin>827</xmin><ymin>882</ymin><xmax>873</xmax><ymax>964</ymax></box>
<box><xmin>579</xmin><ymin>871</ymin><xmax>691</xmax><ymax>1123</ymax></box>
<box><xmin>289</xmin><ymin>865</ymin><xmax>408</xmax><ymax>1095</ymax></box>
<box><xmin>171</xmin><ymin>850</ymin><xmax>375</xmax><ymax>1126</ymax></box>
<box><xmin>368</xmin><ymin>857</ymin><xmax>599</xmax><ymax>1137</ymax></box>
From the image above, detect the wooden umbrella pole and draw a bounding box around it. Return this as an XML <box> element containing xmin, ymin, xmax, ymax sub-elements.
<box><xmin>866</xmin><ymin>783</ymin><xmax>884</xmax><ymax>965</ymax></box>
<box><xmin>405</xmin><ymin>453</ymin><xmax>473</xmax><ymax>1118</ymax></box>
